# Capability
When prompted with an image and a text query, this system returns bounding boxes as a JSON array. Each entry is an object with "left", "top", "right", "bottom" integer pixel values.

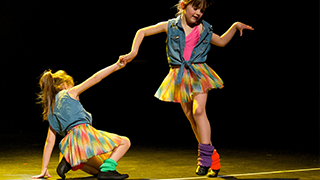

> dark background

[{"left": 0, "top": 1, "right": 318, "bottom": 153}]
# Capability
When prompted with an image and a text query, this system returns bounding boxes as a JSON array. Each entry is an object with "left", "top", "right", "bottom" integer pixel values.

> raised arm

[
  {"left": 211, "top": 22, "right": 254, "bottom": 47},
  {"left": 68, "top": 59, "right": 126, "bottom": 99},
  {"left": 32, "top": 126, "right": 56, "bottom": 179},
  {"left": 123, "top": 21, "right": 168, "bottom": 62}
]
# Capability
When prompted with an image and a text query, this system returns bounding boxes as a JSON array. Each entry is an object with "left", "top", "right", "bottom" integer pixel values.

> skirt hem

[
  {"left": 155, "top": 86, "right": 222, "bottom": 103},
  {"left": 155, "top": 63, "right": 224, "bottom": 103},
  {"left": 59, "top": 124, "right": 122, "bottom": 168}
]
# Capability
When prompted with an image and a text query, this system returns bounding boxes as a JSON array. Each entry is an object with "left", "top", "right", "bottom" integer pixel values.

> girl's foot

[
  {"left": 97, "top": 170, "right": 129, "bottom": 179},
  {"left": 196, "top": 165, "right": 210, "bottom": 175},
  {"left": 196, "top": 144, "right": 214, "bottom": 175},
  {"left": 208, "top": 149, "right": 221, "bottom": 177},
  {"left": 56, "top": 157, "right": 72, "bottom": 179},
  {"left": 207, "top": 169, "right": 220, "bottom": 177}
]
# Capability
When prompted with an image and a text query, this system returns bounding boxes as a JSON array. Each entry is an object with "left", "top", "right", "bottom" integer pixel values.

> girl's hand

[
  {"left": 121, "top": 51, "right": 137, "bottom": 63},
  {"left": 235, "top": 22, "right": 254, "bottom": 36},
  {"left": 117, "top": 56, "right": 127, "bottom": 70},
  {"left": 31, "top": 168, "right": 51, "bottom": 179}
]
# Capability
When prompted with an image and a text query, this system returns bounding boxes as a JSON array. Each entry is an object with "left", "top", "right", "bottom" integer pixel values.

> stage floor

[{"left": 0, "top": 142, "right": 319, "bottom": 180}]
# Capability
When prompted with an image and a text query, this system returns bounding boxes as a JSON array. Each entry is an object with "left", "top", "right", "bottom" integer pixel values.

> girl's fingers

[
  {"left": 239, "top": 24, "right": 254, "bottom": 36},
  {"left": 246, "top": 26, "right": 254, "bottom": 30},
  {"left": 31, "top": 175, "right": 44, "bottom": 179},
  {"left": 243, "top": 24, "right": 254, "bottom": 30},
  {"left": 119, "top": 55, "right": 126, "bottom": 60}
]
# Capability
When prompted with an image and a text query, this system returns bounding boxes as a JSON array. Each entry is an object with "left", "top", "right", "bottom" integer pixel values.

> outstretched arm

[
  {"left": 68, "top": 59, "right": 126, "bottom": 99},
  {"left": 211, "top": 22, "right": 254, "bottom": 47},
  {"left": 32, "top": 126, "right": 56, "bottom": 179},
  {"left": 122, "top": 21, "right": 168, "bottom": 62}
]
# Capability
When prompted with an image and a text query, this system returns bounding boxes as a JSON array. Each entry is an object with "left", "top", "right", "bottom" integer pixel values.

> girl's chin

[{"left": 186, "top": 17, "right": 198, "bottom": 24}]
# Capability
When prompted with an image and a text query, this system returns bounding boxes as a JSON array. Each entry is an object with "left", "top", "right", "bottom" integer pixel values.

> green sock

[{"left": 100, "top": 158, "right": 117, "bottom": 172}]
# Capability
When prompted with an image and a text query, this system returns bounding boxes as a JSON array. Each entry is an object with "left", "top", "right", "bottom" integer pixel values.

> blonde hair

[
  {"left": 38, "top": 70, "right": 74, "bottom": 120},
  {"left": 175, "top": 0, "right": 213, "bottom": 17}
]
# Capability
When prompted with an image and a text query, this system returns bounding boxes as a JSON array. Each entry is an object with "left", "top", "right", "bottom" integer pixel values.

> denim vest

[
  {"left": 48, "top": 90, "right": 92, "bottom": 137},
  {"left": 166, "top": 15, "right": 213, "bottom": 84}
]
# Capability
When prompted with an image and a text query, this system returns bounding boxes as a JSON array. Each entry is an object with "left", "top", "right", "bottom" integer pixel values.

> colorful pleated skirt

[
  {"left": 155, "top": 63, "right": 223, "bottom": 103},
  {"left": 59, "top": 124, "right": 122, "bottom": 170}
]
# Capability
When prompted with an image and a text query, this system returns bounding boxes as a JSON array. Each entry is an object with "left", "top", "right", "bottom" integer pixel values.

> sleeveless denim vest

[
  {"left": 48, "top": 90, "right": 92, "bottom": 137},
  {"left": 166, "top": 15, "right": 213, "bottom": 84}
]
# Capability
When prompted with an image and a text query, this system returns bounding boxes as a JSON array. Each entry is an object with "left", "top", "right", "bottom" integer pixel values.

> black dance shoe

[
  {"left": 207, "top": 169, "right": 220, "bottom": 177},
  {"left": 56, "top": 157, "right": 72, "bottom": 179},
  {"left": 97, "top": 170, "right": 129, "bottom": 180},
  {"left": 196, "top": 165, "right": 210, "bottom": 175}
]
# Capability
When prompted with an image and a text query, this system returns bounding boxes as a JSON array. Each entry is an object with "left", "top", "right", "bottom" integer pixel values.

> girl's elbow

[
  {"left": 137, "top": 28, "right": 143, "bottom": 34},
  {"left": 219, "top": 38, "right": 229, "bottom": 47},
  {"left": 220, "top": 43, "right": 227, "bottom": 47},
  {"left": 137, "top": 29, "right": 146, "bottom": 36},
  {"left": 212, "top": 38, "right": 227, "bottom": 47},
  {"left": 213, "top": 42, "right": 227, "bottom": 47}
]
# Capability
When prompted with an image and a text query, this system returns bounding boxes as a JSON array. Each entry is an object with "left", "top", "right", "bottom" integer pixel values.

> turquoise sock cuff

[{"left": 100, "top": 158, "right": 117, "bottom": 172}]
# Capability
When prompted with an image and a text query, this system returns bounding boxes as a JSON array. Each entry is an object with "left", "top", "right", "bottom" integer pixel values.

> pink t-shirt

[{"left": 183, "top": 25, "right": 200, "bottom": 61}]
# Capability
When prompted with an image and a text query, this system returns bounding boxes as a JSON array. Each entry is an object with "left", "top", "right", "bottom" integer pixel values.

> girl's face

[{"left": 182, "top": 2, "right": 204, "bottom": 25}]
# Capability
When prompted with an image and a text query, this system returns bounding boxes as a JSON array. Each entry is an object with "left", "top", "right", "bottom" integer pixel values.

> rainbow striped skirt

[
  {"left": 155, "top": 63, "right": 223, "bottom": 103},
  {"left": 59, "top": 124, "right": 122, "bottom": 170}
]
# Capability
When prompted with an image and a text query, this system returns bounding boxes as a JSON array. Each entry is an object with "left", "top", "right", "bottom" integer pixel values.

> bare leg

[
  {"left": 181, "top": 101, "right": 200, "bottom": 143},
  {"left": 81, "top": 137, "right": 130, "bottom": 175},
  {"left": 81, "top": 164, "right": 99, "bottom": 175},
  {"left": 192, "top": 92, "right": 211, "bottom": 144},
  {"left": 81, "top": 155, "right": 104, "bottom": 175},
  {"left": 182, "top": 93, "right": 220, "bottom": 175},
  {"left": 109, "top": 137, "right": 131, "bottom": 162},
  {"left": 181, "top": 92, "right": 211, "bottom": 144}
]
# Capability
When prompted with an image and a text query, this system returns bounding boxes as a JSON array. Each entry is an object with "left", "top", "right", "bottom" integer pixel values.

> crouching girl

[{"left": 32, "top": 59, "right": 130, "bottom": 179}]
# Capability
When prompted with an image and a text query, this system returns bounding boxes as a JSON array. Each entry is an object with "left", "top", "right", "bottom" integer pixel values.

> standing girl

[
  {"left": 122, "top": 0, "right": 253, "bottom": 177},
  {"left": 32, "top": 59, "right": 130, "bottom": 179}
]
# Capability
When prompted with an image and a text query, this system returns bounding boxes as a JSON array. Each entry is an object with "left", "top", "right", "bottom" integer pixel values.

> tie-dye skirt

[
  {"left": 59, "top": 123, "right": 122, "bottom": 170},
  {"left": 155, "top": 63, "right": 223, "bottom": 103}
]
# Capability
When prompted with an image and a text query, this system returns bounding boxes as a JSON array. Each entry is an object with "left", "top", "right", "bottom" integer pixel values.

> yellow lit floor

[{"left": 0, "top": 143, "right": 319, "bottom": 180}]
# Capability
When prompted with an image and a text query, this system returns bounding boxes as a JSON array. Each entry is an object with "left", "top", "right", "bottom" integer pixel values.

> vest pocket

[
  {"left": 169, "top": 35, "right": 180, "bottom": 51},
  {"left": 200, "top": 39, "right": 209, "bottom": 51}
]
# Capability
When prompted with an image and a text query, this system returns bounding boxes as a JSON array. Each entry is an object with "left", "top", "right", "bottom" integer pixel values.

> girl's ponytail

[{"left": 38, "top": 70, "right": 59, "bottom": 121}]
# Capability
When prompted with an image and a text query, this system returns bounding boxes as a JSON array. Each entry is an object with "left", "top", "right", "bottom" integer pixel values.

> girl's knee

[
  {"left": 193, "top": 105, "right": 206, "bottom": 118},
  {"left": 193, "top": 93, "right": 208, "bottom": 118},
  {"left": 121, "top": 136, "right": 131, "bottom": 147},
  {"left": 193, "top": 99, "right": 206, "bottom": 117}
]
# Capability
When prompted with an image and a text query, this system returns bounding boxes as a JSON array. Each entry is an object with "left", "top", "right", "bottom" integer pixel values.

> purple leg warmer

[{"left": 197, "top": 144, "right": 214, "bottom": 167}]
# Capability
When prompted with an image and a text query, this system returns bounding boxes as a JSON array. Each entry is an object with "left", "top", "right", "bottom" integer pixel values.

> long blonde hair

[{"left": 38, "top": 70, "right": 74, "bottom": 120}]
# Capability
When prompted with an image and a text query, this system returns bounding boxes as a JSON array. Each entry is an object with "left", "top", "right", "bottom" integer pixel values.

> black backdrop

[{"left": 0, "top": 0, "right": 318, "bottom": 152}]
